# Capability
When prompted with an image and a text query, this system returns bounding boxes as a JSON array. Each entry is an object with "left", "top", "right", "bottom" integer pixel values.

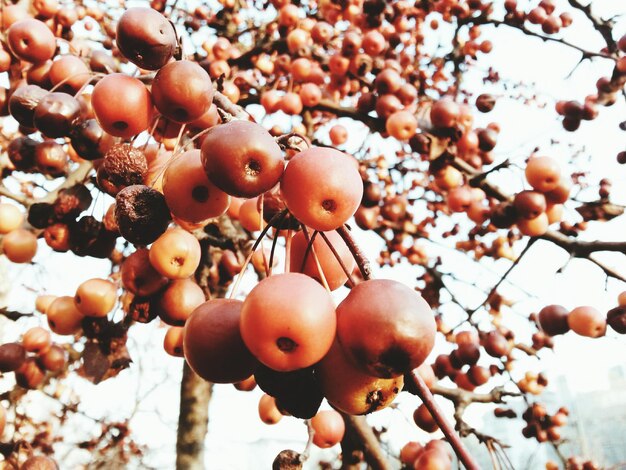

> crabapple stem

[
  {"left": 409, "top": 371, "right": 480, "bottom": 470},
  {"left": 336, "top": 225, "right": 372, "bottom": 280},
  {"left": 339, "top": 224, "right": 479, "bottom": 468}
]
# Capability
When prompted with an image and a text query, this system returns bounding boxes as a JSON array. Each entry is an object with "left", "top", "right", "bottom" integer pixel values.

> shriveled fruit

[
  {"left": 97, "top": 144, "right": 148, "bottom": 196},
  {"left": 115, "top": 185, "right": 171, "bottom": 245},
  {"left": 240, "top": 273, "right": 336, "bottom": 372},
  {"left": 184, "top": 299, "right": 256, "bottom": 383},
  {"left": 336, "top": 279, "right": 436, "bottom": 378},
  {"left": 74, "top": 278, "right": 117, "bottom": 317},
  {"left": 149, "top": 228, "right": 201, "bottom": 279},
  {"left": 280, "top": 147, "right": 363, "bottom": 231}
]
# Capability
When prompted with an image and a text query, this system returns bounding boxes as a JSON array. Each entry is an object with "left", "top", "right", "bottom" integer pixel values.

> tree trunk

[{"left": 176, "top": 362, "right": 213, "bottom": 470}]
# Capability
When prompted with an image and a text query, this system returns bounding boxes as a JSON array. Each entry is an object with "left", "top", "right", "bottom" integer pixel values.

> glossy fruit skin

[
  {"left": 74, "top": 278, "right": 117, "bottom": 317},
  {"left": 538, "top": 304, "right": 570, "bottom": 336},
  {"left": 413, "top": 449, "right": 452, "bottom": 470},
  {"left": 413, "top": 403, "right": 438, "bottom": 432},
  {"left": 240, "top": 273, "right": 337, "bottom": 372},
  {"left": 163, "top": 149, "right": 230, "bottom": 223},
  {"left": 121, "top": 248, "right": 168, "bottom": 297},
  {"left": 568, "top": 306, "right": 606, "bottom": 338},
  {"left": 156, "top": 278, "right": 205, "bottom": 326},
  {"left": 280, "top": 147, "right": 363, "bottom": 232},
  {"left": 49, "top": 55, "right": 91, "bottom": 93},
  {"left": 149, "top": 228, "right": 201, "bottom": 279},
  {"left": 607, "top": 306, "right": 626, "bottom": 334},
  {"left": 316, "top": 339, "right": 404, "bottom": 415},
  {"left": 0, "top": 203, "right": 23, "bottom": 234},
  {"left": 0, "top": 343, "right": 26, "bottom": 372},
  {"left": 336, "top": 279, "right": 436, "bottom": 378},
  {"left": 37, "top": 344, "right": 66, "bottom": 372},
  {"left": 91, "top": 74, "right": 153, "bottom": 139},
  {"left": 46, "top": 296, "right": 84, "bottom": 335},
  {"left": 70, "top": 119, "right": 115, "bottom": 161},
  {"left": 310, "top": 410, "right": 345, "bottom": 448},
  {"left": 163, "top": 326, "right": 184, "bottom": 357},
  {"left": 184, "top": 299, "right": 256, "bottom": 383},
  {"left": 258, "top": 394, "right": 282, "bottom": 424},
  {"left": 7, "top": 19, "right": 56, "bottom": 63},
  {"left": 289, "top": 230, "right": 355, "bottom": 291},
  {"left": 33, "top": 92, "right": 81, "bottom": 138},
  {"left": 151, "top": 60, "right": 213, "bottom": 123},
  {"left": 201, "top": 120, "right": 284, "bottom": 198},
  {"left": 2, "top": 228, "right": 38, "bottom": 263},
  {"left": 514, "top": 191, "right": 547, "bottom": 219},
  {"left": 20, "top": 456, "right": 59, "bottom": 470},
  {"left": 116, "top": 7, "right": 178, "bottom": 70},
  {"left": 22, "top": 327, "right": 51, "bottom": 353},
  {"left": 9, "top": 85, "right": 49, "bottom": 129},
  {"left": 525, "top": 156, "right": 561, "bottom": 193}
]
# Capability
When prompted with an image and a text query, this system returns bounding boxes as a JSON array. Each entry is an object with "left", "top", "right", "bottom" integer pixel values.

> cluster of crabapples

[
  {"left": 0, "top": 327, "right": 67, "bottom": 390},
  {"left": 442, "top": 154, "right": 569, "bottom": 238},
  {"left": 399, "top": 438, "right": 454, "bottom": 470},
  {"left": 0, "top": 3, "right": 443, "bottom": 432},
  {"left": 536, "top": 293, "right": 626, "bottom": 341}
]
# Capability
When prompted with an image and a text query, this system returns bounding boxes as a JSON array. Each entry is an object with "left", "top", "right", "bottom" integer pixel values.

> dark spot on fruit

[
  {"left": 322, "top": 199, "right": 336, "bottom": 213},
  {"left": 365, "top": 389, "right": 384, "bottom": 413},
  {"left": 276, "top": 337, "right": 298, "bottom": 352},
  {"left": 75, "top": 295, "right": 81, "bottom": 304},
  {"left": 191, "top": 185, "right": 209, "bottom": 203},
  {"left": 372, "top": 345, "right": 410, "bottom": 378},
  {"left": 172, "top": 256, "right": 184, "bottom": 266},
  {"left": 245, "top": 160, "right": 261, "bottom": 177},
  {"left": 112, "top": 121, "right": 128, "bottom": 131},
  {"left": 172, "top": 107, "right": 188, "bottom": 122}
]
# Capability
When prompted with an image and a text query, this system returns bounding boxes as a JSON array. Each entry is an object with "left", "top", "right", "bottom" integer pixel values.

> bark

[{"left": 176, "top": 362, "right": 213, "bottom": 470}]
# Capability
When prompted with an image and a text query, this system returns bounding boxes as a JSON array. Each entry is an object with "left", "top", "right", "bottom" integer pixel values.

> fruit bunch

[
  {"left": 0, "top": 327, "right": 66, "bottom": 390},
  {"left": 521, "top": 402, "right": 568, "bottom": 443}
]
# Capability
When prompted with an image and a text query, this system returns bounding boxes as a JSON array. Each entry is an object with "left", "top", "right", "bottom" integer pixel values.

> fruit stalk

[
  {"left": 409, "top": 371, "right": 480, "bottom": 470},
  {"left": 339, "top": 223, "right": 479, "bottom": 469}
]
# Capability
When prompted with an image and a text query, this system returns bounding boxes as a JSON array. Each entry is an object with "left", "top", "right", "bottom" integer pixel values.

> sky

[{"left": 0, "top": 0, "right": 626, "bottom": 468}]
